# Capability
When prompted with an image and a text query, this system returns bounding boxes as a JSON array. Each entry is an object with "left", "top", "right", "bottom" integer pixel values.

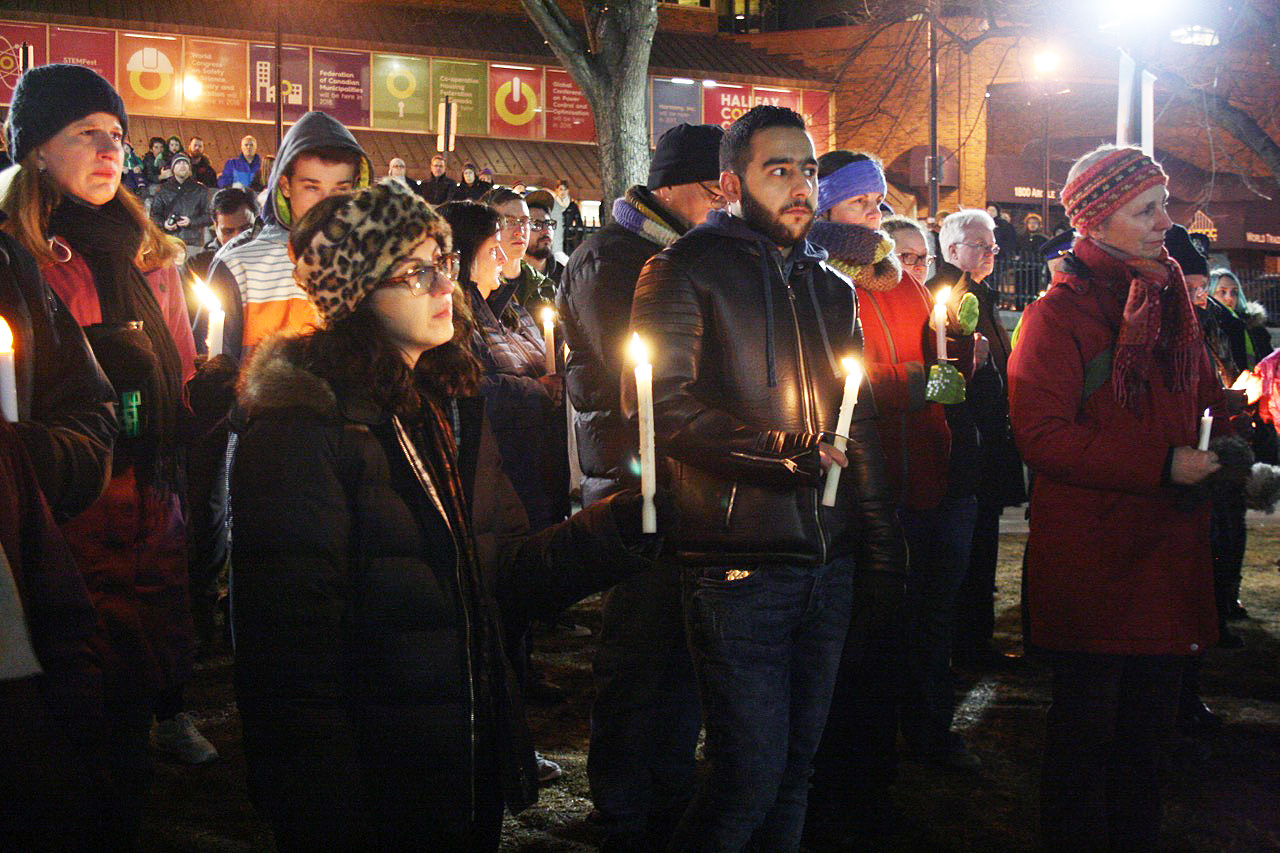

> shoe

[
  {"left": 534, "top": 751, "right": 562, "bottom": 784},
  {"left": 154, "top": 712, "right": 219, "bottom": 765},
  {"left": 1177, "top": 701, "right": 1224, "bottom": 738},
  {"left": 1227, "top": 601, "right": 1249, "bottom": 621},
  {"left": 1218, "top": 627, "right": 1246, "bottom": 649}
]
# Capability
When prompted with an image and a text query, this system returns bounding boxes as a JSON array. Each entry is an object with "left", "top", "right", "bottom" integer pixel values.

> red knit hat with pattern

[{"left": 1060, "top": 147, "right": 1167, "bottom": 233}]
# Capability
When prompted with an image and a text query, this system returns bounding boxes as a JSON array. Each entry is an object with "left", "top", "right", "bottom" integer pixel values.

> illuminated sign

[
  {"left": 1012, "top": 186, "right": 1057, "bottom": 200},
  {"left": 1245, "top": 232, "right": 1280, "bottom": 246}
]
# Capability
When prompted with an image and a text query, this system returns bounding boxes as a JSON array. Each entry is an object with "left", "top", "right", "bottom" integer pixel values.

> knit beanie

[
  {"left": 170, "top": 153, "right": 191, "bottom": 169},
  {"left": 1164, "top": 225, "right": 1209, "bottom": 277},
  {"left": 7, "top": 64, "right": 128, "bottom": 165},
  {"left": 294, "top": 180, "right": 450, "bottom": 324},
  {"left": 1060, "top": 147, "right": 1166, "bottom": 233},
  {"left": 648, "top": 123, "right": 724, "bottom": 190}
]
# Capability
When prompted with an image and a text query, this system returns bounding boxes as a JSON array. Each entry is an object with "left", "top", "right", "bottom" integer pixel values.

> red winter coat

[
  {"left": 43, "top": 250, "right": 196, "bottom": 699},
  {"left": 856, "top": 270, "right": 951, "bottom": 511},
  {"left": 1007, "top": 247, "right": 1223, "bottom": 656}
]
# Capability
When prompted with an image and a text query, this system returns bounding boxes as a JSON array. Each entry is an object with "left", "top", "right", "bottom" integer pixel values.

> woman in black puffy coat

[{"left": 229, "top": 181, "right": 655, "bottom": 852}]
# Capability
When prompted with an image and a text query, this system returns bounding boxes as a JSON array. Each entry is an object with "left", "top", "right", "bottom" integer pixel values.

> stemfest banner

[{"left": 0, "top": 19, "right": 829, "bottom": 148}]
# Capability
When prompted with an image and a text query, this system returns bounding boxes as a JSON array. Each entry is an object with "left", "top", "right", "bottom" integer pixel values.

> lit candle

[
  {"left": 630, "top": 333, "right": 657, "bottom": 533},
  {"left": 1198, "top": 407, "right": 1213, "bottom": 451},
  {"left": 822, "top": 356, "right": 863, "bottom": 507},
  {"left": 933, "top": 286, "right": 951, "bottom": 363},
  {"left": 0, "top": 316, "right": 16, "bottom": 422},
  {"left": 193, "top": 278, "right": 224, "bottom": 358},
  {"left": 541, "top": 306, "right": 556, "bottom": 374}
]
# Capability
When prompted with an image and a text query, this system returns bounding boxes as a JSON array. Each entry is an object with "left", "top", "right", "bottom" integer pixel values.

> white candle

[
  {"left": 933, "top": 285, "right": 951, "bottom": 363},
  {"left": 630, "top": 333, "right": 657, "bottom": 533},
  {"left": 822, "top": 357, "right": 863, "bottom": 507},
  {"left": 1198, "top": 407, "right": 1213, "bottom": 451},
  {"left": 193, "top": 278, "right": 224, "bottom": 358},
  {"left": 541, "top": 306, "right": 556, "bottom": 375},
  {"left": 0, "top": 316, "right": 16, "bottom": 422}
]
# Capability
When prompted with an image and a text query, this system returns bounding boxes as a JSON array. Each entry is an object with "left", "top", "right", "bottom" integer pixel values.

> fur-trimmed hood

[{"left": 235, "top": 334, "right": 338, "bottom": 421}]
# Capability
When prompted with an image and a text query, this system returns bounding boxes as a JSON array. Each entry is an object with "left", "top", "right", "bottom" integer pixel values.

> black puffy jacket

[
  {"left": 229, "top": 336, "right": 654, "bottom": 850},
  {"left": 149, "top": 177, "right": 212, "bottom": 246},
  {"left": 626, "top": 210, "right": 906, "bottom": 573},
  {"left": 559, "top": 214, "right": 676, "bottom": 506}
]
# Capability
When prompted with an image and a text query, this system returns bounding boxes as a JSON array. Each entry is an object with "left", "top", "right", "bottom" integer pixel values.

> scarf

[
  {"left": 1073, "top": 236, "right": 1201, "bottom": 411},
  {"left": 611, "top": 186, "right": 685, "bottom": 248},
  {"left": 49, "top": 195, "right": 185, "bottom": 490},
  {"left": 807, "top": 220, "right": 900, "bottom": 291}
]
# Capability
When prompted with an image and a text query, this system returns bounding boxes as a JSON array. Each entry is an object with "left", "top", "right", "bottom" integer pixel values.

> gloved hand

[
  {"left": 608, "top": 486, "right": 678, "bottom": 552},
  {"left": 186, "top": 354, "right": 239, "bottom": 433}
]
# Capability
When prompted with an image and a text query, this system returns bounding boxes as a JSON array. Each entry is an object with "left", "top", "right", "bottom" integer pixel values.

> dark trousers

[
  {"left": 900, "top": 496, "right": 980, "bottom": 749},
  {"left": 102, "top": 699, "right": 155, "bottom": 851},
  {"left": 1040, "top": 652, "right": 1182, "bottom": 852},
  {"left": 1210, "top": 492, "right": 1247, "bottom": 620},
  {"left": 588, "top": 562, "right": 701, "bottom": 847},
  {"left": 954, "top": 495, "right": 1003, "bottom": 653},
  {"left": 669, "top": 559, "right": 854, "bottom": 853}
]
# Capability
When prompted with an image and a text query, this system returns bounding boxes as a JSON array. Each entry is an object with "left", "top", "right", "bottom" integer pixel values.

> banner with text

[
  {"left": 650, "top": 77, "right": 702, "bottom": 147},
  {"left": 372, "top": 53, "right": 431, "bottom": 132},
  {"left": 544, "top": 69, "right": 594, "bottom": 144},
  {"left": 489, "top": 64, "right": 542, "bottom": 140},
  {"left": 118, "top": 32, "right": 183, "bottom": 117},
  {"left": 750, "top": 86, "right": 802, "bottom": 112},
  {"left": 313, "top": 48, "right": 370, "bottom": 128},
  {"left": 431, "top": 59, "right": 486, "bottom": 136},
  {"left": 703, "top": 83, "right": 754, "bottom": 130},
  {"left": 249, "top": 44, "right": 308, "bottom": 123},
  {"left": 49, "top": 26, "right": 115, "bottom": 82},
  {"left": 0, "top": 22, "right": 47, "bottom": 104},
  {"left": 183, "top": 37, "right": 248, "bottom": 119}
]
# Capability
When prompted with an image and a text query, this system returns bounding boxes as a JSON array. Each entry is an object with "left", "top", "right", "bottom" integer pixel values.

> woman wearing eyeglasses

[{"left": 229, "top": 181, "right": 657, "bottom": 852}]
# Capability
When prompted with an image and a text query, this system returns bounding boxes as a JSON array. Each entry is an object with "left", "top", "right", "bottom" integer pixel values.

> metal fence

[{"left": 989, "top": 256, "right": 1051, "bottom": 311}]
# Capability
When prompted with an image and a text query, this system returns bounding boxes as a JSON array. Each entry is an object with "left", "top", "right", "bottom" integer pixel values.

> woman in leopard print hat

[{"left": 229, "top": 178, "right": 659, "bottom": 851}]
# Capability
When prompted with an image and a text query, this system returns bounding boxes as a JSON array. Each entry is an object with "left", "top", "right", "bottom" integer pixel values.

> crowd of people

[{"left": 0, "top": 61, "right": 1275, "bottom": 853}]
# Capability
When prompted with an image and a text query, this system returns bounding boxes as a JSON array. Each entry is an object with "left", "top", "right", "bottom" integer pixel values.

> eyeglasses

[
  {"left": 897, "top": 251, "right": 934, "bottom": 267},
  {"left": 530, "top": 218, "right": 558, "bottom": 232},
  {"left": 698, "top": 181, "right": 728, "bottom": 209},
  {"left": 500, "top": 215, "right": 532, "bottom": 230},
  {"left": 380, "top": 252, "right": 461, "bottom": 297},
  {"left": 957, "top": 242, "right": 999, "bottom": 256}
]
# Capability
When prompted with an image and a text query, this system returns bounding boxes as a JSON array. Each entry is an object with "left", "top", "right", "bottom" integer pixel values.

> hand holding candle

[
  {"left": 0, "top": 316, "right": 16, "bottom": 422},
  {"left": 629, "top": 333, "right": 657, "bottom": 533},
  {"left": 541, "top": 307, "right": 557, "bottom": 375},
  {"left": 1198, "top": 407, "right": 1213, "bottom": 451},
  {"left": 933, "top": 286, "right": 951, "bottom": 363},
  {"left": 822, "top": 356, "right": 863, "bottom": 507},
  {"left": 193, "top": 278, "right": 224, "bottom": 358}
]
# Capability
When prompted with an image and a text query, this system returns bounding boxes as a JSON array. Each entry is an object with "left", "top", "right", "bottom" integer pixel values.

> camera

[{"left": 165, "top": 214, "right": 180, "bottom": 229}]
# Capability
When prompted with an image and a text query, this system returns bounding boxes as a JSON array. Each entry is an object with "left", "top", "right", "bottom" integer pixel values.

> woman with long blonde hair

[{"left": 1, "top": 64, "right": 202, "bottom": 846}]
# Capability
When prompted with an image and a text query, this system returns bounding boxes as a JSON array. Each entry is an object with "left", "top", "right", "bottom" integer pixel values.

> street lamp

[{"left": 1033, "top": 50, "right": 1060, "bottom": 75}]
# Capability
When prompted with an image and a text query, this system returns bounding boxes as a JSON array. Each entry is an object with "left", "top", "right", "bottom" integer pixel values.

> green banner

[
  {"left": 430, "top": 58, "right": 487, "bottom": 137},
  {"left": 372, "top": 53, "right": 431, "bottom": 132}
]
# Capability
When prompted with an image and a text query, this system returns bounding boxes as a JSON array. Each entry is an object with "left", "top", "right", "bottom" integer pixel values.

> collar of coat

[{"left": 237, "top": 333, "right": 388, "bottom": 426}]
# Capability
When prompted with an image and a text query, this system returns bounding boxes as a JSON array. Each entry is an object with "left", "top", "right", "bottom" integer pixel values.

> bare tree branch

[
  {"left": 520, "top": 0, "right": 594, "bottom": 81},
  {"left": 1163, "top": 72, "right": 1280, "bottom": 185}
]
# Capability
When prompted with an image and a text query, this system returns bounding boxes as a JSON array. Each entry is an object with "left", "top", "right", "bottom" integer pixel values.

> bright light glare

[
  {"left": 0, "top": 315, "right": 12, "bottom": 352},
  {"left": 628, "top": 333, "right": 650, "bottom": 366},
  {"left": 1033, "top": 50, "right": 1060, "bottom": 75},
  {"left": 183, "top": 75, "right": 202, "bottom": 99},
  {"left": 192, "top": 278, "right": 220, "bottom": 313},
  {"left": 1171, "top": 25, "right": 1219, "bottom": 47}
]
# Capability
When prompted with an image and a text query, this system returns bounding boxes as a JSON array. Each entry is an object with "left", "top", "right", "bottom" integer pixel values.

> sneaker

[
  {"left": 154, "top": 712, "right": 219, "bottom": 765},
  {"left": 534, "top": 751, "right": 562, "bottom": 784}
]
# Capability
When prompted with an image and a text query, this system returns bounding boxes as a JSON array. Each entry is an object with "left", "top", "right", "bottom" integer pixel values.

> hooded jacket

[
  {"left": 230, "top": 336, "right": 656, "bottom": 849},
  {"left": 217, "top": 152, "right": 263, "bottom": 191},
  {"left": 625, "top": 209, "right": 906, "bottom": 573},
  {"left": 206, "top": 112, "right": 371, "bottom": 362}
]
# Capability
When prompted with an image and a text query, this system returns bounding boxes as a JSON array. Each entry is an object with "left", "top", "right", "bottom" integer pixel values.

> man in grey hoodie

[{"left": 205, "top": 111, "right": 370, "bottom": 363}]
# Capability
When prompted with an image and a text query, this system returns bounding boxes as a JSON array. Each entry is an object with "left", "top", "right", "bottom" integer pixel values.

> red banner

[
  {"left": 802, "top": 90, "right": 833, "bottom": 153},
  {"left": 489, "top": 64, "right": 542, "bottom": 140},
  {"left": 118, "top": 32, "right": 183, "bottom": 117},
  {"left": 0, "top": 22, "right": 47, "bottom": 104},
  {"left": 750, "top": 86, "right": 802, "bottom": 113},
  {"left": 49, "top": 26, "right": 115, "bottom": 83},
  {"left": 545, "top": 68, "right": 594, "bottom": 144},
  {"left": 703, "top": 83, "right": 753, "bottom": 130}
]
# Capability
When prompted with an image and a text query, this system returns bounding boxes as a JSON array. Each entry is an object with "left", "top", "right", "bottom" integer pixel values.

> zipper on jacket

[
  {"left": 781, "top": 263, "right": 828, "bottom": 566},
  {"left": 392, "top": 417, "right": 478, "bottom": 822}
]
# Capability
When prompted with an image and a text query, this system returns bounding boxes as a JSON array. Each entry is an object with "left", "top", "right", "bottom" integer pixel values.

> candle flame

[
  {"left": 936, "top": 285, "right": 952, "bottom": 305},
  {"left": 541, "top": 306, "right": 555, "bottom": 325},
  {"left": 841, "top": 356, "right": 863, "bottom": 385},
  {"left": 0, "top": 315, "right": 11, "bottom": 353},
  {"left": 192, "top": 277, "right": 221, "bottom": 313},
  {"left": 628, "top": 332, "right": 650, "bottom": 365},
  {"left": 1203, "top": 408, "right": 1211, "bottom": 418}
]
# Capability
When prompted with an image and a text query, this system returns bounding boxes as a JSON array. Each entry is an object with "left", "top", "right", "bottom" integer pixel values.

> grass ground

[{"left": 143, "top": 510, "right": 1280, "bottom": 851}]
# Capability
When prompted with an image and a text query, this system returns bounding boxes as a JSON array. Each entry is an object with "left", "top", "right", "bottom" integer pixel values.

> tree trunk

[{"left": 521, "top": 0, "right": 658, "bottom": 218}]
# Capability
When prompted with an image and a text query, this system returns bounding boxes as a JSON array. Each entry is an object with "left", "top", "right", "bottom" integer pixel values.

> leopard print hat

[{"left": 293, "top": 179, "right": 450, "bottom": 325}]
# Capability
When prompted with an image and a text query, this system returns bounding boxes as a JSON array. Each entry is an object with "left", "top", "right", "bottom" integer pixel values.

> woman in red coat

[
  {"left": 1008, "top": 146, "right": 1228, "bottom": 851},
  {"left": 0, "top": 65, "right": 200, "bottom": 846}
]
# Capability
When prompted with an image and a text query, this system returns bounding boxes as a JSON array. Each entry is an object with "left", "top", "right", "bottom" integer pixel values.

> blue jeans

[
  {"left": 588, "top": 561, "right": 701, "bottom": 846},
  {"left": 669, "top": 558, "right": 855, "bottom": 853},
  {"left": 899, "top": 495, "right": 979, "bottom": 750}
]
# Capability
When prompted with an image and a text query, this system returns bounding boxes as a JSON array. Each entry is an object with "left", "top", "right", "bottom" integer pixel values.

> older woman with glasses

[{"left": 230, "top": 181, "right": 657, "bottom": 852}]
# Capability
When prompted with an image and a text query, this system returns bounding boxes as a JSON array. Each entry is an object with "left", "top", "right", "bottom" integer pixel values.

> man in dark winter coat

[
  {"left": 416, "top": 154, "right": 456, "bottom": 205},
  {"left": 150, "top": 154, "right": 213, "bottom": 250},
  {"left": 625, "top": 105, "right": 907, "bottom": 852},
  {"left": 186, "top": 137, "right": 218, "bottom": 187},
  {"left": 559, "top": 122, "right": 724, "bottom": 852},
  {"left": 929, "top": 208, "right": 1026, "bottom": 668}
]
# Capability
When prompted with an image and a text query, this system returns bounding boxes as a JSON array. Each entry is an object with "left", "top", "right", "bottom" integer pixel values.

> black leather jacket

[{"left": 626, "top": 210, "right": 906, "bottom": 573}]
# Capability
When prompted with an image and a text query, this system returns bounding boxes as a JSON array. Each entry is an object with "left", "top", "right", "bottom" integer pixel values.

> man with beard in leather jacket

[{"left": 625, "top": 105, "right": 907, "bottom": 853}]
